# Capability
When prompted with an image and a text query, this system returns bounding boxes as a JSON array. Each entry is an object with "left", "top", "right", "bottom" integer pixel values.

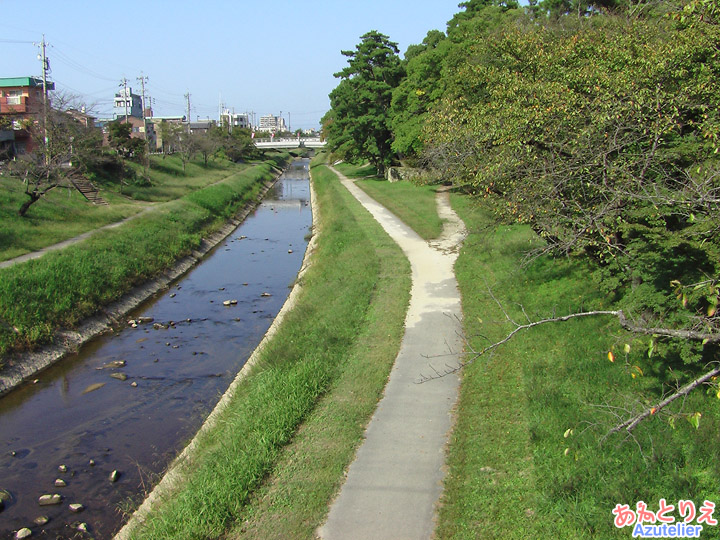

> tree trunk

[{"left": 18, "top": 192, "right": 40, "bottom": 217}]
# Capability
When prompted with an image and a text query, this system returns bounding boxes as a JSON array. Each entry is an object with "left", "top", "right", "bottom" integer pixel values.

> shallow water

[{"left": 0, "top": 159, "right": 312, "bottom": 539}]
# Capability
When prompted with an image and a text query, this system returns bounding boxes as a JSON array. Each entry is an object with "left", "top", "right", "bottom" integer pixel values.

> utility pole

[
  {"left": 185, "top": 92, "right": 191, "bottom": 134},
  {"left": 35, "top": 34, "right": 50, "bottom": 164},
  {"left": 137, "top": 73, "right": 150, "bottom": 174},
  {"left": 120, "top": 78, "right": 129, "bottom": 123}
]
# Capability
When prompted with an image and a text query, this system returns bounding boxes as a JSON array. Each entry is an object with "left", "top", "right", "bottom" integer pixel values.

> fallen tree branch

[{"left": 604, "top": 364, "right": 720, "bottom": 437}]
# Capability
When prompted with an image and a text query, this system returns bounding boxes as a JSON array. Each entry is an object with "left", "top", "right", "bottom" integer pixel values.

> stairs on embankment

[{"left": 69, "top": 175, "right": 109, "bottom": 206}]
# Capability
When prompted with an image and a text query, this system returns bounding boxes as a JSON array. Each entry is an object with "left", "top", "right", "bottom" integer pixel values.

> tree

[
  {"left": 325, "top": 31, "right": 405, "bottom": 175},
  {"left": 422, "top": 11, "right": 720, "bottom": 426},
  {"left": 107, "top": 121, "right": 144, "bottom": 160},
  {"left": 389, "top": 30, "right": 450, "bottom": 161},
  {"left": 9, "top": 94, "right": 101, "bottom": 216}
]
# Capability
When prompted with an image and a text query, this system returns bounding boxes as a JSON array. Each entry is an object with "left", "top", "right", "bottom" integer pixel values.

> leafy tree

[
  {"left": 423, "top": 13, "right": 720, "bottom": 389},
  {"left": 107, "top": 121, "right": 144, "bottom": 160},
  {"left": 9, "top": 96, "right": 101, "bottom": 216},
  {"left": 389, "top": 30, "right": 450, "bottom": 161},
  {"left": 325, "top": 31, "right": 405, "bottom": 175}
]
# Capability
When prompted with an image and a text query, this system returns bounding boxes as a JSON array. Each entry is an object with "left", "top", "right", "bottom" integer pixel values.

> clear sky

[{"left": 1, "top": 1, "right": 462, "bottom": 130}]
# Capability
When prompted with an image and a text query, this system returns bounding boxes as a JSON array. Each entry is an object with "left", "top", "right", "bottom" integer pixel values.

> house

[
  {"left": 99, "top": 115, "right": 156, "bottom": 152},
  {"left": 148, "top": 116, "right": 185, "bottom": 152},
  {"left": 113, "top": 87, "right": 143, "bottom": 120},
  {"left": 0, "top": 76, "right": 55, "bottom": 157},
  {"left": 67, "top": 108, "right": 96, "bottom": 129}
]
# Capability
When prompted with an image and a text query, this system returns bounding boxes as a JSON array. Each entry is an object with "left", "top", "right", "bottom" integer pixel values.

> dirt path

[{"left": 319, "top": 168, "right": 466, "bottom": 539}]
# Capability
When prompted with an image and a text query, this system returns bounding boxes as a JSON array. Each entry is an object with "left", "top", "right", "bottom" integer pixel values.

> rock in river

[
  {"left": 109, "top": 470, "right": 120, "bottom": 483},
  {"left": 110, "top": 373, "right": 128, "bottom": 381},
  {"left": 33, "top": 515, "right": 49, "bottom": 526},
  {"left": 69, "top": 503, "right": 84, "bottom": 513},
  {"left": 15, "top": 528, "right": 32, "bottom": 539},
  {"left": 81, "top": 382, "right": 106, "bottom": 395},
  {"left": 38, "top": 494, "right": 62, "bottom": 506},
  {"left": 54, "top": 479, "right": 66, "bottom": 487}
]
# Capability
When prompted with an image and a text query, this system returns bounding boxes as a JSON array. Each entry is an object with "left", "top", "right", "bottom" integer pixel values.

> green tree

[
  {"left": 389, "top": 30, "right": 450, "bottom": 161},
  {"left": 107, "top": 121, "right": 144, "bottom": 160},
  {"left": 10, "top": 97, "right": 102, "bottom": 216},
  {"left": 423, "top": 13, "right": 720, "bottom": 383},
  {"left": 325, "top": 31, "right": 405, "bottom": 175}
]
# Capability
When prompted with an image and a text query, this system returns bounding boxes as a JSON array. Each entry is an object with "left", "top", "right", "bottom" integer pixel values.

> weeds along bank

[{"left": 0, "top": 154, "right": 290, "bottom": 362}]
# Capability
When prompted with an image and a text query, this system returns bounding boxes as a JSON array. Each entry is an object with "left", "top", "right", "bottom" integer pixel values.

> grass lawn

[
  {"left": 124, "top": 158, "right": 411, "bottom": 539},
  {"left": 0, "top": 154, "right": 260, "bottom": 262},
  {"left": 439, "top": 195, "right": 720, "bottom": 538},
  {"left": 122, "top": 155, "right": 251, "bottom": 201},
  {"left": 0, "top": 177, "right": 146, "bottom": 261}
]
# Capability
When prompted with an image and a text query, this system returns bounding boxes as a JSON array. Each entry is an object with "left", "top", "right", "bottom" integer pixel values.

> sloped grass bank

[
  {"left": 0, "top": 157, "right": 289, "bottom": 359},
  {"left": 438, "top": 197, "right": 720, "bottom": 538},
  {"left": 125, "top": 162, "right": 411, "bottom": 539},
  {"left": 0, "top": 177, "right": 146, "bottom": 262}
]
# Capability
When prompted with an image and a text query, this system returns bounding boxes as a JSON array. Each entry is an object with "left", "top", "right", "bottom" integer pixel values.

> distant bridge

[{"left": 254, "top": 137, "right": 326, "bottom": 149}]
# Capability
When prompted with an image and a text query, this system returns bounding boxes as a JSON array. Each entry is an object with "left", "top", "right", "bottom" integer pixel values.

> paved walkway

[{"left": 319, "top": 168, "right": 466, "bottom": 540}]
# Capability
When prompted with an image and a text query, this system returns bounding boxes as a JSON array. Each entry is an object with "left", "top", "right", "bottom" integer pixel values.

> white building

[
  {"left": 114, "top": 87, "right": 143, "bottom": 119},
  {"left": 258, "top": 114, "right": 287, "bottom": 133},
  {"left": 220, "top": 109, "right": 250, "bottom": 130}
]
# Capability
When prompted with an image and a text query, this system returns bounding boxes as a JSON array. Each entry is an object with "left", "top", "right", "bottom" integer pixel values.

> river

[{"left": 0, "top": 159, "right": 312, "bottom": 539}]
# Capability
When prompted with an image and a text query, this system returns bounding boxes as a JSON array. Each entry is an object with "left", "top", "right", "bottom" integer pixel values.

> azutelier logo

[{"left": 612, "top": 500, "right": 717, "bottom": 538}]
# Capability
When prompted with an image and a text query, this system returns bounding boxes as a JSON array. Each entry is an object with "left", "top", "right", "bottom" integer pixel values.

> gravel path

[{"left": 319, "top": 167, "right": 466, "bottom": 540}]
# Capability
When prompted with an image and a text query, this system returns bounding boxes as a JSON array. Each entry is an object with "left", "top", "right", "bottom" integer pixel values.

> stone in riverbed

[
  {"left": 54, "top": 479, "right": 66, "bottom": 487},
  {"left": 109, "top": 470, "right": 120, "bottom": 483},
  {"left": 109, "top": 373, "right": 128, "bottom": 381},
  {"left": 38, "top": 494, "right": 62, "bottom": 506},
  {"left": 33, "top": 515, "right": 49, "bottom": 526},
  {"left": 82, "top": 382, "right": 105, "bottom": 394},
  {"left": 15, "top": 528, "right": 32, "bottom": 539},
  {"left": 57, "top": 465, "right": 67, "bottom": 473},
  {"left": 68, "top": 503, "right": 84, "bottom": 513},
  {"left": 102, "top": 360, "right": 126, "bottom": 369},
  {"left": 77, "top": 522, "right": 89, "bottom": 533}
]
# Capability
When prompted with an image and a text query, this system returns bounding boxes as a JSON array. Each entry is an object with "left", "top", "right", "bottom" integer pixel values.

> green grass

[
  {"left": 0, "top": 159, "right": 287, "bottom": 359},
  {"left": 122, "top": 155, "right": 250, "bottom": 201},
  {"left": 333, "top": 160, "right": 445, "bottom": 241},
  {"left": 128, "top": 158, "right": 411, "bottom": 539},
  {"left": 355, "top": 177, "right": 444, "bottom": 240},
  {"left": 0, "top": 153, "right": 266, "bottom": 262},
  {"left": 0, "top": 178, "right": 146, "bottom": 261},
  {"left": 438, "top": 195, "right": 720, "bottom": 538}
]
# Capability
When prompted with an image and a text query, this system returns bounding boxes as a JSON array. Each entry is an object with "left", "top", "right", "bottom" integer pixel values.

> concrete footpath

[{"left": 319, "top": 167, "right": 466, "bottom": 540}]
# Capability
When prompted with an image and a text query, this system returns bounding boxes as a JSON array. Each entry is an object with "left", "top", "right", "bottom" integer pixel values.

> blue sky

[{"left": 1, "top": 1, "right": 462, "bottom": 130}]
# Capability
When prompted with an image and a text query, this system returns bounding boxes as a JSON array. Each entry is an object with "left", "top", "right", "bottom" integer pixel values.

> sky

[{"left": 1, "top": 1, "right": 462, "bottom": 131}]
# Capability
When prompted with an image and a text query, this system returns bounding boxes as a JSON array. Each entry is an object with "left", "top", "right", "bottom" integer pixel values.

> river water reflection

[{"left": 0, "top": 159, "right": 312, "bottom": 539}]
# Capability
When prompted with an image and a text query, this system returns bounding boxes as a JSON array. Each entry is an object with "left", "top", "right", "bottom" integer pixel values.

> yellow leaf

[
  {"left": 608, "top": 351, "right": 615, "bottom": 362},
  {"left": 624, "top": 343, "right": 631, "bottom": 354}
]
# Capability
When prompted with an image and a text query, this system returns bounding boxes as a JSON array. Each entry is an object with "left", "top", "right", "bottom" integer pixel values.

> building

[
  {"left": 219, "top": 109, "right": 249, "bottom": 130},
  {"left": 188, "top": 120, "right": 214, "bottom": 134},
  {"left": 148, "top": 116, "right": 185, "bottom": 153},
  {"left": 0, "top": 76, "right": 55, "bottom": 156},
  {"left": 258, "top": 114, "right": 287, "bottom": 134},
  {"left": 113, "top": 87, "right": 143, "bottom": 120}
]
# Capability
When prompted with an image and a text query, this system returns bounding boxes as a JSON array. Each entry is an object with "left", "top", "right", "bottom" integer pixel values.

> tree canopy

[{"left": 323, "top": 31, "right": 404, "bottom": 174}]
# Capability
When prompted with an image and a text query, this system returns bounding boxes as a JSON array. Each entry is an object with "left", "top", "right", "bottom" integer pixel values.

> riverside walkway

[{"left": 319, "top": 167, "right": 466, "bottom": 540}]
